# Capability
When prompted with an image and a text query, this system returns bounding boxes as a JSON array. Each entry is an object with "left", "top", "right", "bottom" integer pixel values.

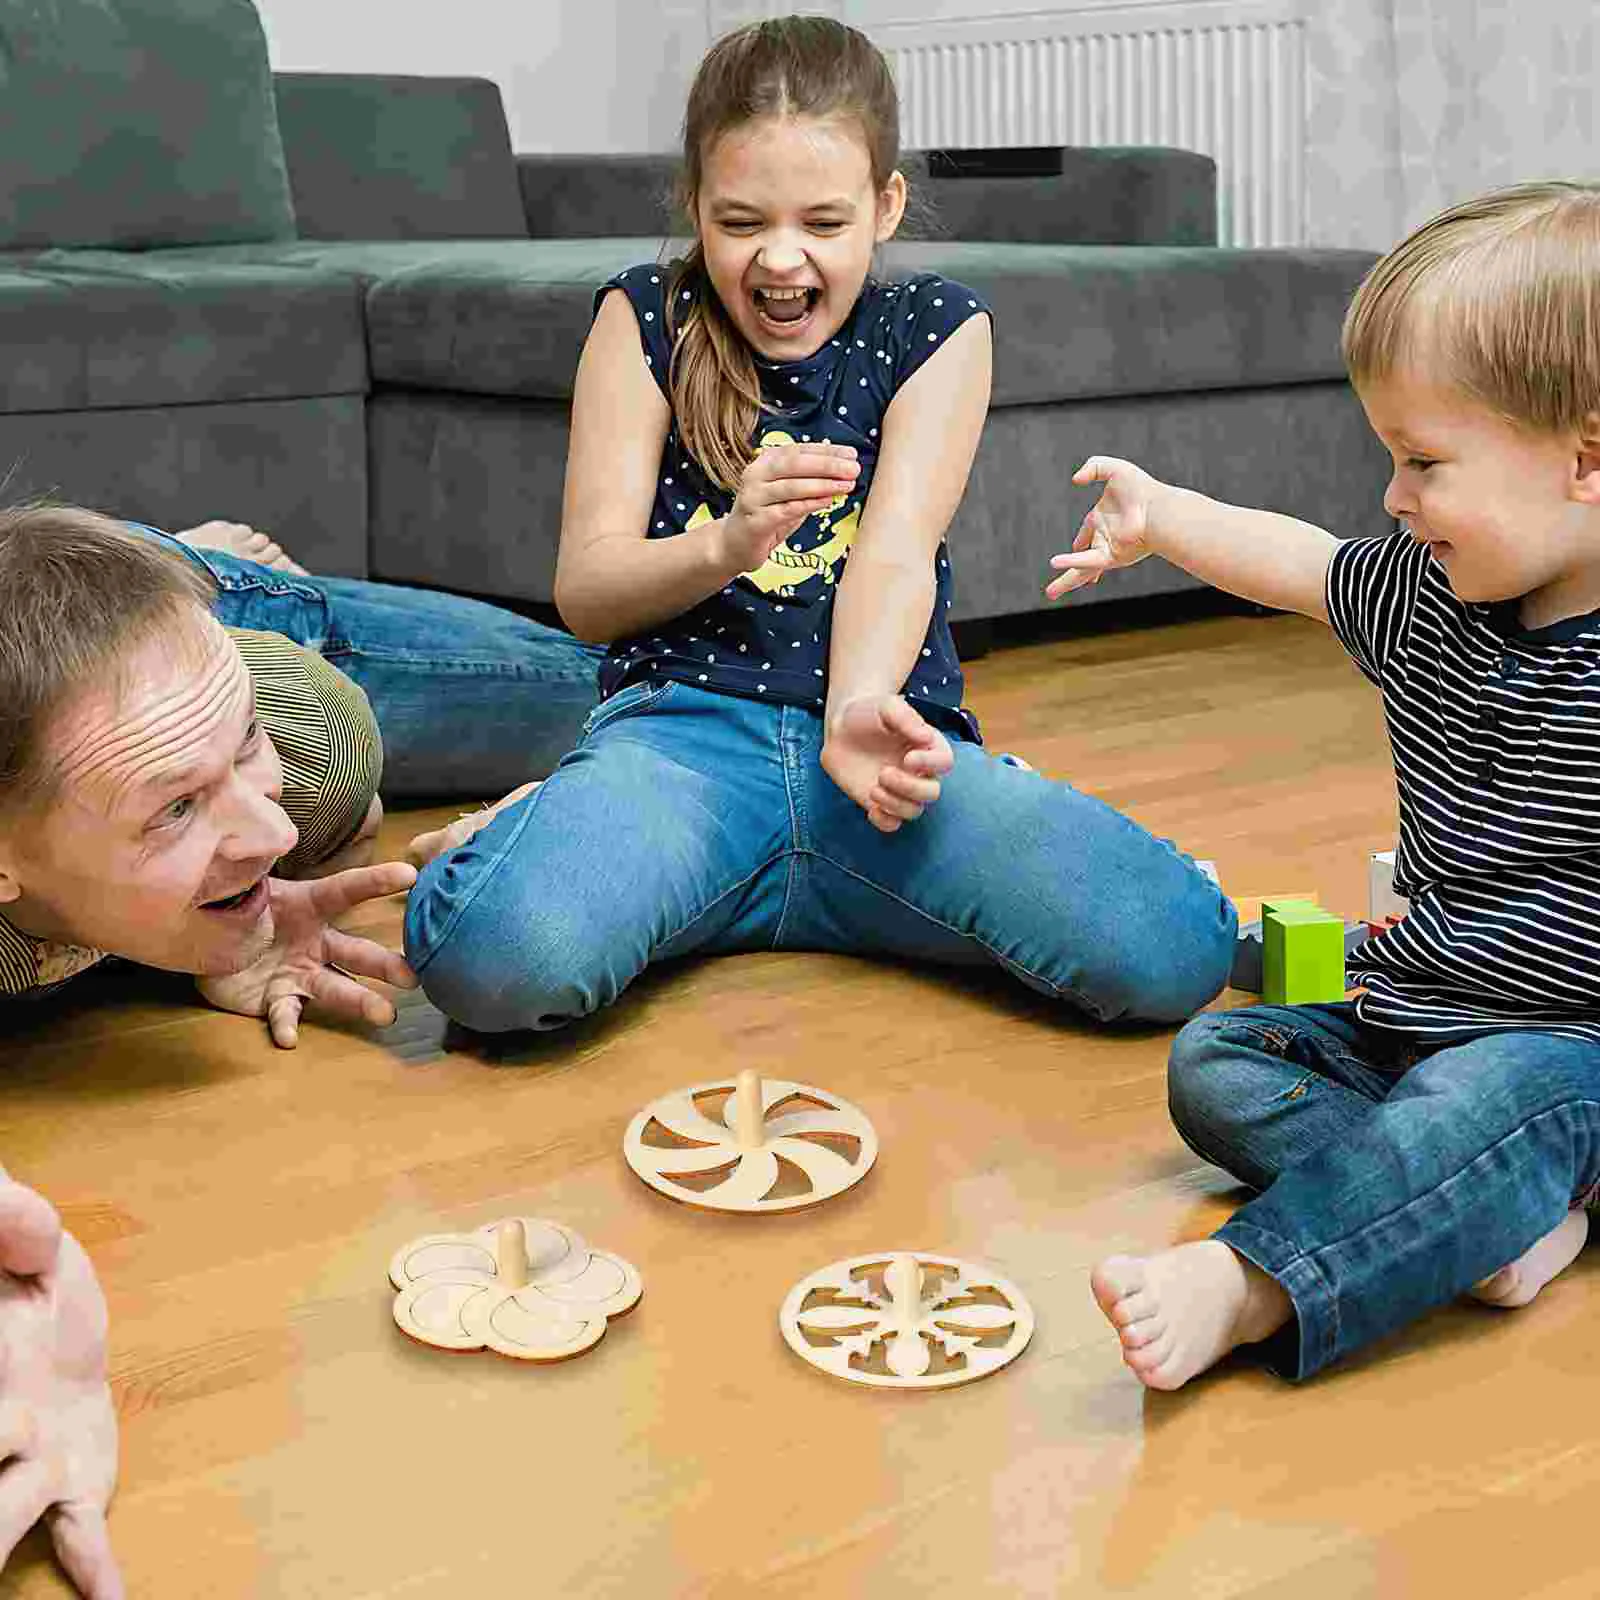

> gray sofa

[{"left": 0, "top": 0, "right": 1391, "bottom": 623}]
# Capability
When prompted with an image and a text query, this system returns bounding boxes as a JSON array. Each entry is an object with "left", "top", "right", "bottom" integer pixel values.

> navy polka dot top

[{"left": 593, "top": 264, "right": 991, "bottom": 743}]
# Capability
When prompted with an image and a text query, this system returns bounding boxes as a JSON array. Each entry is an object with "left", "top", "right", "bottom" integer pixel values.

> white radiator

[{"left": 871, "top": 1, "right": 1308, "bottom": 248}]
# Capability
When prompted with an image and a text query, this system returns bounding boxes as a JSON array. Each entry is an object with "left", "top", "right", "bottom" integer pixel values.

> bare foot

[
  {"left": 405, "top": 781, "right": 542, "bottom": 868},
  {"left": 178, "top": 519, "right": 309, "bottom": 576},
  {"left": 1092, "top": 1240, "right": 1292, "bottom": 1391},
  {"left": 1471, "top": 1208, "right": 1589, "bottom": 1308}
]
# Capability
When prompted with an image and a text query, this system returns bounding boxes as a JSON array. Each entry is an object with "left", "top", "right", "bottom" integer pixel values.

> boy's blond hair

[{"left": 1342, "top": 181, "right": 1600, "bottom": 436}]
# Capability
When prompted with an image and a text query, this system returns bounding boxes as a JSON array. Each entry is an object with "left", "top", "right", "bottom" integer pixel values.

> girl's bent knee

[
  {"left": 1093, "top": 905, "right": 1236, "bottom": 1025},
  {"left": 404, "top": 859, "right": 625, "bottom": 1033}
]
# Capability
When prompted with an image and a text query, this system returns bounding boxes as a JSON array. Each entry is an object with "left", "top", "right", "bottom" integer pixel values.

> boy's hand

[
  {"left": 718, "top": 444, "right": 860, "bottom": 573},
  {"left": 1045, "top": 456, "right": 1162, "bottom": 600},
  {"left": 822, "top": 694, "right": 954, "bottom": 833}
]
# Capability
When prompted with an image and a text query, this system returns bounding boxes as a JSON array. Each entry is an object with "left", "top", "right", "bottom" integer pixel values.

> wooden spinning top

[
  {"left": 623, "top": 1067, "right": 877, "bottom": 1213},
  {"left": 389, "top": 1216, "right": 641, "bottom": 1362},
  {"left": 779, "top": 1251, "right": 1034, "bottom": 1389}
]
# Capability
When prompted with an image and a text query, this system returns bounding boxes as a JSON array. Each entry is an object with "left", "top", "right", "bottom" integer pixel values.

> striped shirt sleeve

[
  {"left": 1325, "top": 530, "right": 1428, "bottom": 686},
  {"left": 228, "top": 629, "right": 382, "bottom": 877}
]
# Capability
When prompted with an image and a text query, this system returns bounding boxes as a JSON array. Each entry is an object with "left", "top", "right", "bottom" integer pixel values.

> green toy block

[{"left": 1261, "top": 899, "right": 1347, "bottom": 1004}]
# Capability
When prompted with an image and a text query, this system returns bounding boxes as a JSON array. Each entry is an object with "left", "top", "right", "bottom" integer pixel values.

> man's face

[{"left": 0, "top": 612, "right": 299, "bottom": 976}]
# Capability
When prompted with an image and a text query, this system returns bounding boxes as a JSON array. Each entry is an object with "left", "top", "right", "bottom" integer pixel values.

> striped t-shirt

[
  {"left": 0, "top": 628, "right": 381, "bottom": 1001},
  {"left": 1328, "top": 530, "right": 1600, "bottom": 1042}
]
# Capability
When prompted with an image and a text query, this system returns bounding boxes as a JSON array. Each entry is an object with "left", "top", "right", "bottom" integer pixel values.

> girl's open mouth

[{"left": 752, "top": 285, "right": 820, "bottom": 332}]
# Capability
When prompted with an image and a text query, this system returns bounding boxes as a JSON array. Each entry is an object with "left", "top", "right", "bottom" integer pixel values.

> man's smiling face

[{"left": 0, "top": 608, "right": 300, "bottom": 976}]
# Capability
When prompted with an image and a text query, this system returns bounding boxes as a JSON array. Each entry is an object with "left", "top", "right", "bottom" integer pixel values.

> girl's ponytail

[{"left": 668, "top": 246, "right": 763, "bottom": 494}]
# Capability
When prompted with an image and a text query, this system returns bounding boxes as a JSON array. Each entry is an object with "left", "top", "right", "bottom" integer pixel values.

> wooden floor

[{"left": 7, "top": 608, "right": 1598, "bottom": 1597}]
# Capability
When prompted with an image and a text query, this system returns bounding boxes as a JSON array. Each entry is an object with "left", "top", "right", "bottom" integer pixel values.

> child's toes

[
  {"left": 1118, "top": 1314, "right": 1164, "bottom": 1351},
  {"left": 1091, "top": 1255, "right": 1150, "bottom": 1317}
]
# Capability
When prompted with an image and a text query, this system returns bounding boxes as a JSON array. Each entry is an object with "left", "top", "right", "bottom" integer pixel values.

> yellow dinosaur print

[{"left": 683, "top": 428, "right": 859, "bottom": 596}]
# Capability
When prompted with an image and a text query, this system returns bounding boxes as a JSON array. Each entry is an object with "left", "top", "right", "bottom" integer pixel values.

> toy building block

[
  {"left": 1261, "top": 898, "right": 1347, "bottom": 1004},
  {"left": 1233, "top": 914, "right": 1368, "bottom": 995},
  {"left": 1368, "top": 849, "right": 1410, "bottom": 931}
]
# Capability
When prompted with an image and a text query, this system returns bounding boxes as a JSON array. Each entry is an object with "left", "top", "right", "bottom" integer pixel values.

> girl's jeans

[
  {"left": 1171, "top": 1001, "right": 1600, "bottom": 1378},
  {"left": 162, "top": 536, "right": 604, "bottom": 798},
  {"left": 405, "top": 678, "right": 1237, "bottom": 1032}
]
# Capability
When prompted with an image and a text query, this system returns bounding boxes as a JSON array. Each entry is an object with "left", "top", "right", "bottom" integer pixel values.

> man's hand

[
  {"left": 196, "top": 862, "right": 418, "bottom": 1048},
  {"left": 716, "top": 443, "right": 860, "bottom": 573},
  {"left": 0, "top": 1177, "right": 122, "bottom": 1598},
  {"left": 1045, "top": 456, "right": 1162, "bottom": 600},
  {"left": 822, "top": 695, "right": 954, "bottom": 833}
]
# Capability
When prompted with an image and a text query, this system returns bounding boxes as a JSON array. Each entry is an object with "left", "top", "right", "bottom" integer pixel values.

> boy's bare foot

[
  {"left": 178, "top": 519, "right": 309, "bottom": 575},
  {"left": 1471, "top": 1208, "right": 1589, "bottom": 1308},
  {"left": 406, "top": 781, "right": 543, "bottom": 868},
  {"left": 1092, "top": 1240, "right": 1292, "bottom": 1391}
]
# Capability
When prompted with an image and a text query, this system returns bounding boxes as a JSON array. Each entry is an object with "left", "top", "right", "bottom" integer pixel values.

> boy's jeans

[
  {"left": 405, "top": 678, "right": 1237, "bottom": 1032},
  {"left": 161, "top": 536, "right": 604, "bottom": 797},
  {"left": 1172, "top": 1002, "right": 1600, "bottom": 1378}
]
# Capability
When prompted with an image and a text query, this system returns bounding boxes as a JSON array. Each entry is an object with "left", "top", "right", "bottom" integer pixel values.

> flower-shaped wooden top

[
  {"left": 780, "top": 1252, "right": 1034, "bottom": 1389},
  {"left": 389, "top": 1217, "right": 641, "bottom": 1362},
  {"left": 623, "top": 1068, "right": 878, "bottom": 1213}
]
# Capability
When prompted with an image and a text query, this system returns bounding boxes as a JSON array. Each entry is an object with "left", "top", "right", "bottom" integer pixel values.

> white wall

[{"left": 253, "top": 0, "right": 703, "bottom": 152}]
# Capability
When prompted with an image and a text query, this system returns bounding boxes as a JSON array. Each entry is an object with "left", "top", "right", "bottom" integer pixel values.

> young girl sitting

[
  {"left": 1056, "top": 182, "right": 1600, "bottom": 1387},
  {"left": 404, "top": 15, "right": 1232, "bottom": 1033}
]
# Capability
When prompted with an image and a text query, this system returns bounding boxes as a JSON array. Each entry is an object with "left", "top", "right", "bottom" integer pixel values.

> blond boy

[{"left": 1052, "top": 183, "right": 1600, "bottom": 1386}]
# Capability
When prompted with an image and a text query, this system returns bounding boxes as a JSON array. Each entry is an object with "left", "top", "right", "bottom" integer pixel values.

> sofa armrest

[
  {"left": 517, "top": 154, "right": 678, "bottom": 239},
  {"left": 907, "top": 147, "right": 1218, "bottom": 246}
]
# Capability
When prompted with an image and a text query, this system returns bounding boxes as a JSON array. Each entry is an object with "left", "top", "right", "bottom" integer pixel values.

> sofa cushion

[
  {"left": 169, "top": 236, "right": 1376, "bottom": 407},
  {"left": 274, "top": 74, "right": 528, "bottom": 241},
  {"left": 0, "top": 0, "right": 296, "bottom": 250},
  {"left": 518, "top": 155, "right": 678, "bottom": 239},
  {"left": 365, "top": 240, "right": 1372, "bottom": 406},
  {"left": 170, "top": 237, "right": 653, "bottom": 393},
  {"left": 882, "top": 241, "right": 1377, "bottom": 404},
  {"left": 0, "top": 253, "right": 366, "bottom": 414}
]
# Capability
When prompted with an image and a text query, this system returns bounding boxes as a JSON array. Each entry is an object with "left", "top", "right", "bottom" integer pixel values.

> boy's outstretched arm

[{"left": 1047, "top": 457, "right": 1337, "bottom": 622}]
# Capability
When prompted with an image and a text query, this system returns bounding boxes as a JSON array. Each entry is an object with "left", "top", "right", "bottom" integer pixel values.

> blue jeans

[
  {"left": 405, "top": 678, "right": 1236, "bottom": 1032},
  {"left": 162, "top": 537, "right": 603, "bottom": 797},
  {"left": 1171, "top": 1003, "right": 1600, "bottom": 1379}
]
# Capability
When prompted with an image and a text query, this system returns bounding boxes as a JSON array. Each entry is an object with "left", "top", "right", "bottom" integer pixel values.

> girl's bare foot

[
  {"left": 1471, "top": 1208, "right": 1589, "bottom": 1308},
  {"left": 178, "top": 519, "right": 309, "bottom": 575},
  {"left": 406, "top": 781, "right": 542, "bottom": 868},
  {"left": 1091, "top": 1240, "right": 1292, "bottom": 1391}
]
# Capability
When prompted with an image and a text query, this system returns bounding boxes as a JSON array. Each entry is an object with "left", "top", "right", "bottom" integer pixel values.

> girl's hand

[
  {"left": 822, "top": 694, "right": 954, "bottom": 833},
  {"left": 718, "top": 444, "right": 860, "bottom": 573},
  {"left": 1045, "top": 456, "right": 1162, "bottom": 600}
]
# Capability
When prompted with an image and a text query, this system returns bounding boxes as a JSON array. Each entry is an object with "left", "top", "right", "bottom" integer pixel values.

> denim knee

[
  {"left": 1166, "top": 1011, "right": 1244, "bottom": 1145},
  {"left": 405, "top": 859, "right": 628, "bottom": 1033},
  {"left": 1079, "top": 887, "right": 1235, "bottom": 1024}
]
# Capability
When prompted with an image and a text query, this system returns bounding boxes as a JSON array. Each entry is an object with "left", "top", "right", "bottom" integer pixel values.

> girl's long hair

[{"left": 669, "top": 15, "right": 900, "bottom": 491}]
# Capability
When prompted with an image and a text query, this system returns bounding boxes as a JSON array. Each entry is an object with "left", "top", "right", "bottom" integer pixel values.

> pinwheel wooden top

[
  {"left": 389, "top": 1217, "right": 641, "bottom": 1362},
  {"left": 622, "top": 1068, "right": 878, "bottom": 1213},
  {"left": 779, "top": 1252, "right": 1034, "bottom": 1389}
]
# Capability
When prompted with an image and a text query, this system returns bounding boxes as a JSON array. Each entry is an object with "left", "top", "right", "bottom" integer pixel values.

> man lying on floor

[{"left": 0, "top": 503, "right": 602, "bottom": 1042}]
